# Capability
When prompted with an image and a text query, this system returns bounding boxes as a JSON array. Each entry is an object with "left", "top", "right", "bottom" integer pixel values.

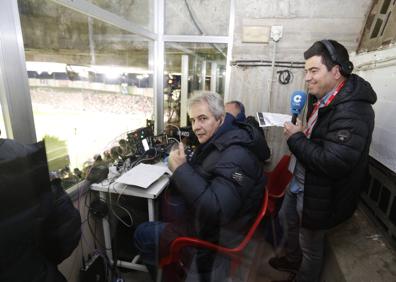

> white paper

[
  {"left": 256, "top": 112, "right": 292, "bottom": 127},
  {"left": 115, "top": 163, "right": 171, "bottom": 188}
]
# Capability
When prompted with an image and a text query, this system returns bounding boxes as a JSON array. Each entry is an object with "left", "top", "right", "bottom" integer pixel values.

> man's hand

[
  {"left": 168, "top": 142, "right": 187, "bottom": 172},
  {"left": 284, "top": 119, "right": 304, "bottom": 139}
]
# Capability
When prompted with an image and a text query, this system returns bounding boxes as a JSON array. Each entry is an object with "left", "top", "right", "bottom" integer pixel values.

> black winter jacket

[
  {"left": 287, "top": 74, "right": 376, "bottom": 230},
  {"left": 167, "top": 115, "right": 270, "bottom": 247},
  {"left": 0, "top": 139, "right": 81, "bottom": 282}
]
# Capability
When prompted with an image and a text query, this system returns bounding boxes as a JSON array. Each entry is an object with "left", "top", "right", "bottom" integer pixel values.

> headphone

[{"left": 320, "top": 40, "right": 354, "bottom": 76}]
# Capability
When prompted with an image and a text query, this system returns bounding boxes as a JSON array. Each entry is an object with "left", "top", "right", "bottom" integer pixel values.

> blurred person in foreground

[
  {"left": 269, "top": 40, "right": 376, "bottom": 282},
  {"left": 134, "top": 91, "right": 270, "bottom": 281},
  {"left": 0, "top": 132, "right": 81, "bottom": 282}
]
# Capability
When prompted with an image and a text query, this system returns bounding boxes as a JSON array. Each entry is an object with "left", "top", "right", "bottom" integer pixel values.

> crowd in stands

[{"left": 31, "top": 88, "right": 153, "bottom": 115}]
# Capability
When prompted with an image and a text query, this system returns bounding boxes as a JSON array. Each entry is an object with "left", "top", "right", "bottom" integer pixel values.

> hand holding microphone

[
  {"left": 290, "top": 90, "right": 307, "bottom": 124},
  {"left": 168, "top": 142, "right": 187, "bottom": 172}
]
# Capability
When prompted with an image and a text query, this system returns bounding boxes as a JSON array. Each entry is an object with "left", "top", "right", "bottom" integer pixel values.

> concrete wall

[
  {"left": 165, "top": 0, "right": 230, "bottom": 35},
  {"left": 352, "top": 46, "right": 396, "bottom": 173},
  {"left": 226, "top": 0, "right": 372, "bottom": 167}
]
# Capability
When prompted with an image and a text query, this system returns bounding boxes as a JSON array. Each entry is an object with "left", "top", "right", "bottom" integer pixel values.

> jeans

[
  {"left": 134, "top": 221, "right": 167, "bottom": 266},
  {"left": 134, "top": 220, "right": 230, "bottom": 282},
  {"left": 279, "top": 188, "right": 326, "bottom": 282}
]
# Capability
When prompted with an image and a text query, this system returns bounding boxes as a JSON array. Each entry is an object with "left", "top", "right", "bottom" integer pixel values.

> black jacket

[
  {"left": 287, "top": 74, "right": 376, "bottom": 229},
  {"left": 166, "top": 114, "right": 270, "bottom": 246},
  {"left": 0, "top": 139, "right": 81, "bottom": 282}
]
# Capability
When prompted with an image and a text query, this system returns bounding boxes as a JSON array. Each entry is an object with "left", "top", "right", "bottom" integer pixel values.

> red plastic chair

[
  {"left": 159, "top": 189, "right": 269, "bottom": 281},
  {"left": 158, "top": 155, "right": 292, "bottom": 281},
  {"left": 265, "top": 155, "right": 293, "bottom": 254}
]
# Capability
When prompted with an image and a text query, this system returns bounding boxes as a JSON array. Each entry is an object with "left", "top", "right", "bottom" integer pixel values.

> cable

[
  {"left": 115, "top": 184, "right": 134, "bottom": 227},
  {"left": 75, "top": 178, "right": 88, "bottom": 274},
  {"left": 184, "top": 0, "right": 203, "bottom": 35},
  {"left": 277, "top": 69, "right": 293, "bottom": 85},
  {"left": 108, "top": 182, "right": 134, "bottom": 228},
  {"left": 167, "top": 137, "right": 180, "bottom": 144},
  {"left": 166, "top": 124, "right": 182, "bottom": 142},
  {"left": 128, "top": 147, "right": 159, "bottom": 169},
  {"left": 84, "top": 186, "right": 110, "bottom": 250}
]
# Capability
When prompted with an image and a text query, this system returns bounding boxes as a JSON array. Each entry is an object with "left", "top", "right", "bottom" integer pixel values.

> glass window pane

[
  {"left": 165, "top": 0, "right": 230, "bottom": 36},
  {"left": 87, "top": 0, "right": 154, "bottom": 31},
  {"left": 18, "top": 0, "right": 153, "bottom": 189},
  {"left": 164, "top": 42, "right": 227, "bottom": 124}
]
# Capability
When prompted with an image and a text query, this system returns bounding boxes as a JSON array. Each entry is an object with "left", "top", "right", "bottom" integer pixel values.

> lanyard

[{"left": 304, "top": 80, "right": 346, "bottom": 138}]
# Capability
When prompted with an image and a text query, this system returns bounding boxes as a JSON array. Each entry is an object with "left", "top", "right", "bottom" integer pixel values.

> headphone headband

[{"left": 320, "top": 39, "right": 354, "bottom": 76}]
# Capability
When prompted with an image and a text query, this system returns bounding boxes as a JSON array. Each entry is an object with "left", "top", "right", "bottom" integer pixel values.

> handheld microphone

[{"left": 290, "top": 91, "right": 307, "bottom": 124}]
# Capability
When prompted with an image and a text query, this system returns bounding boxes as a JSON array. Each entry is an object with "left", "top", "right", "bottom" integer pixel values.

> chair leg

[
  {"left": 156, "top": 268, "right": 163, "bottom": 282},
  {"left": 271, "top": 215, "right": 279, "bottom": 257},
  {"left": 160, "top": 262, "right": 188, "bottom": 282}
]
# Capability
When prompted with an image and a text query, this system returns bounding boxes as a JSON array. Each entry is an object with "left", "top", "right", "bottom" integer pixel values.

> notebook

[
  {"left": 256, "top": 112, "right": 292, "bottom": 127},
  {"left": 115, "top": 163, "right": 171, "bottom": 189}
]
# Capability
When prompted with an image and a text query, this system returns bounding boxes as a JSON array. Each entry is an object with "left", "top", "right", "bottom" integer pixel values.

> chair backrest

[
  {"left": 160, "top": 188, "right": 269, "bottom": 267},
  {"left": 267, "top": 155, "right": 292, "bottom": 197},
  {"left": 233, "top": 187, "right": 269, "bottom": 251}
]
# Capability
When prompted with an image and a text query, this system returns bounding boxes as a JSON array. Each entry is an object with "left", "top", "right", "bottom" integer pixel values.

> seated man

[
  {"left": 225, "top": 100, "right": 246, "bottom": 122},
  {"left": 225, "top": 100, "right": 267, "bottom": 138},
  {"left": 0, "top": 136, "right": 81, "bottom": 282},
  {"left": 134, "top": 91, "right": 270, "bottom": 281}
]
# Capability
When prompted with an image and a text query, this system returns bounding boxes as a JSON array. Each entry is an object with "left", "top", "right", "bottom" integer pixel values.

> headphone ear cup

[
  {"left": 320, "top": 40, "right": 353, "bottom": 76},
  {"left": 340, "top": 61, "right": 354, "bottom": 76}
]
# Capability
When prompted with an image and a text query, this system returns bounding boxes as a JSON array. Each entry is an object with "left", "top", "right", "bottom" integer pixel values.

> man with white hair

[{"left": 134, "top": 91, "right": 270, "bottom": 281}]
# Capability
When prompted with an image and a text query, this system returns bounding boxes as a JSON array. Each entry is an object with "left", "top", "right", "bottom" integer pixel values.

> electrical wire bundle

[{"left": 277, "top": 69, "right": 293, "bottom": 85}]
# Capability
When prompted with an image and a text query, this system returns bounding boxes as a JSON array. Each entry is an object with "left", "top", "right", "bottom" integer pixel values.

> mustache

[{"left": 194, "top": 130, "right": 205, "bottom": 135}]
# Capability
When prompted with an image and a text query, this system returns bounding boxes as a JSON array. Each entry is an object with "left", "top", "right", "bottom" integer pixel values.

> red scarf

[{"left": 304, "top": 80, "right": 346, "bottom": 138}]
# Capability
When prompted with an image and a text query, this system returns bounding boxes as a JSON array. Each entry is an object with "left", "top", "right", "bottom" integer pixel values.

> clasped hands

[{"left": 168, "top": 142, "right": 187, "bottom": 172}]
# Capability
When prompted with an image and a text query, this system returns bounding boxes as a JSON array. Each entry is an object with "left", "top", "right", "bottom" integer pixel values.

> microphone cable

[
  {"left": 166, "top": 124, "right": 182, "bottom": 142},
  {"left": 106, "top": 181, "right": 134, "bottom": 228}
]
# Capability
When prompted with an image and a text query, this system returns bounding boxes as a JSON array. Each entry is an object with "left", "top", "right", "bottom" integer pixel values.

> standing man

[
  {"left": 134, "top": 91, "right": 270, "bottom": 281},
  {"left": 269, "top": 40, "right": 376, "bottom": 282}
]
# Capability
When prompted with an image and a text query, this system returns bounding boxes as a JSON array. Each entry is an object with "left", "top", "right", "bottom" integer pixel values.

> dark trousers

[
  {"left": 134, "top": 221, "right": 166, "bottom": 280},
  {"left": 279, "top": 188, "right": 326, "bottom": 282}
]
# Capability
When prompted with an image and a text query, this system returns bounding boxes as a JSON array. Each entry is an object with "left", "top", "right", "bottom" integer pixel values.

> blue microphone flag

[{"left": 290, "top": 91, "right": 307, "bottom": 115}]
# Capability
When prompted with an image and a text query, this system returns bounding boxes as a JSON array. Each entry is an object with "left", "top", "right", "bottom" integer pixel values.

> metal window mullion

[
  {"left": 153, "top": 0, "right": 165, "bottom": 134},
  {"left": 0, "top": 0, "right": 36, "bottom": 143},
  {"left": 164, "top": 35, "right": 230, "bottom": 44},
  {"left": 210, "top": 62, "right": 217, "bottom": 92},
  {"left": 224, "top": 0, "right": 235, "bottom": 101},
  {"left": 200, "top": 61, "right": 207, "bottom": 90},
  {"left": 180, "top": 55, "right": 189, "bottom": 127}
]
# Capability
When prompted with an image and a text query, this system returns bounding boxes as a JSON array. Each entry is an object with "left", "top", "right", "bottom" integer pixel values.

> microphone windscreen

[{"left": 290, "top": 91, "right": 307, "bottom": 115}]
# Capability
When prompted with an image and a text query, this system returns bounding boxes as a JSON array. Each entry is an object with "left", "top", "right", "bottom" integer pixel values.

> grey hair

[{"left": 187, "top": 91, "right": 225, "bottom": 120}]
